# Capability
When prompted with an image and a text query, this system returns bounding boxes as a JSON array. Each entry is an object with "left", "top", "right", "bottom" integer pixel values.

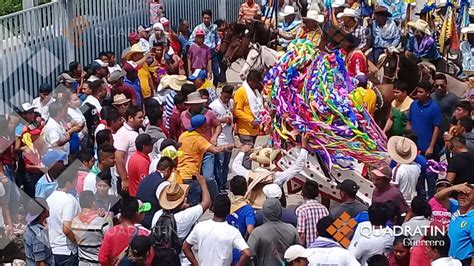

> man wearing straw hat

[
  {"left": 278, "top": 6, "right": 302, "bottom": 49},
  {"left": 388, "top": 136, "right": 421, "bottom": 203},
  {"left": 371, "top": 6, "right": 400, "bottom": 63},
  {"left": 296, "top": 10, "right": 324, "bottom": 47},
  {"left": 405, "top": 19, "right": 443, "bottom": 69}
]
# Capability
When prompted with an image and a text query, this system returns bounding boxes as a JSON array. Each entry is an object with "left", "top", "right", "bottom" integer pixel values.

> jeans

[
  {"left": 215, "top": 151, "right": 232, "bottom": 191},
  {"left": 3, "top": 165, "right": 20, "bottom": 220},
  {"left": 238, "top": 135, "right": 257, "bottom": 170},
  {"left": 211, "top": 49, "right": 221, "bottom": 87},
  {"left": 186, "top": 179, "right": 219, "bottom": 206},
  {"left": 417, "top": 150, "right": 440, "bottom": 199},
  {"left": 217, "top": 52, "right": 227, "bottom": 84},
  {"left": 54, "top": 253, "right": 78, "bottom": 266},
  {"left": 201, "top": 152, "right": 218, "bottom": 202}
]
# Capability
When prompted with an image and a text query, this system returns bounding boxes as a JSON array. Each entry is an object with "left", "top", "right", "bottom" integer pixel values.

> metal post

[
  {"left": 274, "top": 0, "right": 278, "bottom": 49},
  {"left": 61, "top": 0, "right": 76, "bottom": 64},
  {"left": 22, "top": 0, "right": 38, "bottom": 10},
  {"left": 218, "top": 0, "right": 227, "bottom": 21}
]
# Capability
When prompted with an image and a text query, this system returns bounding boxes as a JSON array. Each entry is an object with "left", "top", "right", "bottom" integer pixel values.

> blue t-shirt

[
  {"left": 35, "top": 175, "right": 58, "bottom": 199},
  {"left": 449, "top": 209, "right": 474, "bottom": 260},
  {"left": 226, "top": 204, "right": 256, "bottom": 264},
  {"left": 408, "top": 99, "right": 442, "bottom": 152}
]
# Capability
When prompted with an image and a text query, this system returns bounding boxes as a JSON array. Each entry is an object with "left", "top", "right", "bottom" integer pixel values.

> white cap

[
  {"left": 263, "top": 184, "right": 282, "bottom": 199},
  {"left": 284, "top": 245, "right": 313, "bottom": 262},
  {"left": 153, "top": 22, "right": 164, "bottom": 31},
  {"left": 94, "top": 59, "right": 108, "bottom": 67}
]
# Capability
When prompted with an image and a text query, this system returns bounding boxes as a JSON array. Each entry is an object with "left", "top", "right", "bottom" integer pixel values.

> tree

[{"left": 0, "top": 0, "right": 22, "bottom": 17}]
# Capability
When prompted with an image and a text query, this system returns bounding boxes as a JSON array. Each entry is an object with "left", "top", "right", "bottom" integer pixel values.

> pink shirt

[
  {"left": 181, "top": 109, "right": 220, "bottom": 141},
  {"left": 75, "top": 169, "right": 89, "bottom": 194},
  {"left": 429, "top": 197, "right": 457, "bottom": 229}
]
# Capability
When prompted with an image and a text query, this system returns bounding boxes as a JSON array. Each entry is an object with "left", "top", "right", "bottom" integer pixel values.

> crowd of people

[{"left": 0, "top": 0, "right": 474, "bottom": 265}]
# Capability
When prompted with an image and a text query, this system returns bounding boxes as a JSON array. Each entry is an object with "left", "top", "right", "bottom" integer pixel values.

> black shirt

[
  {"left": 447, "top": 151, "right": 474, "bottom": 184},
  {"left": 136, "top": 171, "right": 164, "bottom": 229}
]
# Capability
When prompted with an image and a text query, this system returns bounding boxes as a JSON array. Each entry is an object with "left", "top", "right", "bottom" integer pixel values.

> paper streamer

[{"left": 261, "top": 39, "right": 388, "bottom": 169}]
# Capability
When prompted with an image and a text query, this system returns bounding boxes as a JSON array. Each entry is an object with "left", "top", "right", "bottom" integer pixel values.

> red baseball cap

[{"left": 128, "top": 32, "right": 140, "bottom": 43}]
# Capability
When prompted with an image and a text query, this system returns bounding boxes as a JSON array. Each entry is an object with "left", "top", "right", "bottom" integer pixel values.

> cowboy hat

[
  {"left": 337, "top": 8, "right": 358, "bottom": 19},
  {"left": 108, "top": 70, "right": 126, "bottom": 83},
  {"left": 303, "top": 10, "right": 324, "bottom": 23},
  {"left": 184, "top": 91, "right": 208, "bottom": 105},
  {"left": 124, "top": 43, "right": 146, "bottom": 60},
  {"left": 331, "top": 0, "right": 346, "bottom": 8},
  {"left": 112, "top": 94, "right": 131, "bottom": 106},
  {"left": 408, "top": 19, "right": 432, "bottom": 35},
  {"left": 250, "top": 147, "right": 281, "bottom": 170},
  {"left": 159, "top": 182, "right": 190, "bottom": 210},
  {"left": 462, "top": 24, "right": 474, "bottom": 34},
  {"left": 374, "top": 6, "right": 392, "bottom": 17},
  {"left": 170, "top": 75, "right": 192, "bottom": 91},
  {"left": 387, "top": 136, "right": 417, "bottom": 164},
  {"left": 279, "top": 5, "right": 297, "bottom": 18}
]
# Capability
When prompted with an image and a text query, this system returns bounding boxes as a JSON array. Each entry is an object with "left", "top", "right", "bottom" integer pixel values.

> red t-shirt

[
  {"left": 126, "top": 151, "right": 151, "bottom": 196},
  {"left": 113, "top": 83, "right": 138, "bottom": 103},
  {"left": 346, "top": 50, "right": 368, "bottom": 77},
  {"left": 98, "top": 224, "right": 152, "bottom": 265},
  {"left": 0, "top": 136, "right": 14, "bottom": 166}
]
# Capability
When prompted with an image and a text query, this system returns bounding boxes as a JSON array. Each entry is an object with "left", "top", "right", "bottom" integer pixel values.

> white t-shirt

[
  {"left": 68, "top": 107, "right": 87, "bottom": 139},
  {"left": 308, "top": 240, "right": 360, "bottom": 266},
  {"left": 152, "top": 205, "right": 203, "bottom": 239},
  {"left": 82, "top": 95, "right": 102, "bottom": 113},
  {"left": 43, "top": 117, "right": 70, "bottom": 158},
  {"left": 32, "top": 96, "right": 55, "bottom": 120},
  {"left": 0, "top": 183, "right": 5, "bottom": 228},
  {"left": 46, "top": 190, "right": 81, "bottom": 255},
  {"left": 431, "top": 257, "right": 462, "bottom": 266},
  {"left": 186, "top": 219, "right": 249, "bottom": 266},
  {"left": 209, "top": 98, "right": 234, "bottom": 145},
  {"left": 349, "top": 221, "right": 394, "bottom": 266},
  {"left": 391, "top": 163, "right": 421, "bottom": 203},
  {"left": 113, "top": 123, "right": 138, "bottom": 168}
]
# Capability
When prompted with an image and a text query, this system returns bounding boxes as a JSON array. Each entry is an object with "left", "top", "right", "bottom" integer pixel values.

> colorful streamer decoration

[{"left": 261, "top": 39, "right": 388, "bottom": 169}]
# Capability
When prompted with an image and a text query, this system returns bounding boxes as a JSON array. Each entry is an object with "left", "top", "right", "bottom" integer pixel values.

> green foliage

[{"left": 0, "top": 0, "right": 22, "bottom": 17}]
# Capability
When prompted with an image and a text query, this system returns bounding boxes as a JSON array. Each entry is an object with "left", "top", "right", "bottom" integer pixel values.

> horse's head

[
  {"left": 379, "top": 48, "right": 401, "bottom": 84},
  {"left": 223, "top": 28, "right": 252, "bottom": 67}
]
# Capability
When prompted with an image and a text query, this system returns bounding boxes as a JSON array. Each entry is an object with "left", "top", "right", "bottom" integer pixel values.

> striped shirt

[
  {"left": 295, "top": 199, "right": 329, "bottom": 246},
  {"left": 164, "top": 91, "right": 176, "bottom": 129},
  {"left": 72, "top": 211, "right": 112, "bottom": 265},
  {"left": 239, "top": 2, "right": 261, "bottom": 23}
]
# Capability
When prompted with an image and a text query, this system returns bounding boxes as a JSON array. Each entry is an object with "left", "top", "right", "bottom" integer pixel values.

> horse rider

[
  {"left": 460, "top": 24, "right": 474, "bottom": 72},
  {"left": 337, "top": 8, "right": 371, "bottom": 52},
  {"left": 371, "top": 6, "right": 400, "bottom": 63},
  {"left": 330, "top": 0, "right": 347, "bottom": 26},
  {"left": 341, "top": 34, "right": 368, "bottom": 79},
  {"left": 296, "top": 10, "right": 324, "bottom": 47},
  {"left": 405, "top": 19, "right": 444, "bottom": 71},
  {"left": 277, "top": 6, "right": 302, "bottom": 50}
]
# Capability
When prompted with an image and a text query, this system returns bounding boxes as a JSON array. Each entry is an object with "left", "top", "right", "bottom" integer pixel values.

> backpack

[{"left": 151, "top": 211, "right": 181, "bottom": 266}]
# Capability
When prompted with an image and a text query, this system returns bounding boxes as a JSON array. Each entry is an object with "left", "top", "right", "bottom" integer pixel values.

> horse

[{"left": 239, "top": 43, "right": 281, "bottom": 80}]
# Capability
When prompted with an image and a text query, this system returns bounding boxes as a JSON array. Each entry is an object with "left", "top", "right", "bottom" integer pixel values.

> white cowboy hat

[
  {"left": 279, "top": 5, "right": 297, "bottom": 18},
  {"left": 124, "top": 43, "right": 146, "bottom": 60},
  {"left": 387, "top": 136, "right": 418, "bottom": 164},
  {"left": 337, "top": 8, "right": 358, "bottom": 19},
  {"left": 461, "top": 23, "right": 474, "bottom": 34},
  {"left": 407, "top": 19, "right": 432, "bottom": 35},
  {"left": 170, "top": 75, "right": 192, "bottom": 91},
  {"left": 331, "top": 0, "right": 347, "bottom": 8},
  {"left": 303, "top": 10, "right": 324, "bottom": 23}
]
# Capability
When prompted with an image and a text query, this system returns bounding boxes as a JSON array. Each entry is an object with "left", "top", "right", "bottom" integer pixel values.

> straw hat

[
  {"left": 159, "top": 182, "right": 190, "bottom": 210},
  {"left": 124, "top": 43, "right": 146, "bottom": 60},
  {"left": 408, "top": 19, "right": 432, "bottom": 35},
  {"left": 303, "top": 10, "right": 324, "bottom": 23},
  {"left": 250, "top": 147, "right": 281, "bottom": 169},
  {"left": 279, "top": 5, "right": 297, "bottom": 18},
  {"left": 337, "top": 8, "right": 358, "bottom": 19},
  {"left": 170, "top": 75, "right": 192, "bottom": 91},
  {"left": 184, "top": 91, "right": 207, "bottom": 104},
  {"left": 461, "top": 24, "right": 474, "bottom": 34},
  {"left": 112, "top": 94, "right": 131, "bottom": 106},
  {"left": 387, "top": 136, "right": 417, "bottom": 164}
]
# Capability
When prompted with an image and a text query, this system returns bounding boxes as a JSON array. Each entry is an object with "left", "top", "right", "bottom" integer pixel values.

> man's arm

[
  {"left": 232, "top": 150, "right": 251, "bottom": 179},
  {"left": 115, "top": 150, "right": 129, "bottom": 191},
  {"left": 426, "top": 126, "right": 440, "bottom": 157},
  {"left": 273, "top": 134, "right": 310, "bottom": 186},
  {"left": 207, "top": 143, "right": 234, "bottom": 154},
  {"left": 210, "top": 112, "right": 222, "bottom": 145},
  {"left": 434, "top": 183, "right": 470, "bottom": 209},
  {"left": 237, "top": 248, "right": 251, "bottom": 266},
  {"left": 196, "top": 174, "right": 211, "bottom": 212},
  {"left": 63, "top": 220, "right": 77, "bottom": 245},
  {"left": 183, "top": 242, "right": 199, "bottom": 266}
]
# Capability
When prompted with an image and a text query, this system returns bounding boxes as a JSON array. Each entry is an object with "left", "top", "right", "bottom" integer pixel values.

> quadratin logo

[{"left": 326, "top": 211, "right": 358, "bottom": 248}]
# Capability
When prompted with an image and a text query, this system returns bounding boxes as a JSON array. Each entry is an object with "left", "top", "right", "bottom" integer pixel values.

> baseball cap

[
  {"left": 188, "top": 114, "right": 207, "bottom": 131},
  {"left": 263, "top": 184, "right": 282, "bottom": 199},
  {"left": 188, "top": 69, "right": 207, "bottom": 81},
  {"left": 153, "top": 22, "right": 164, "bottom": 31},
  {"left": 95, "top": 59, "right": 108, "bottom": 68},
  {"left": 160, "top": 17, "right": 170, "bottom": 26},
  {"left": 161, "top": 146, "right": 183, "bottom": 160},
  {"left": 42, "top": 150, "right": 67, "bottom": 168},
  {"left": 435, "top": 179, "right": 452, "bottom": 188},
  {"left": 129, "top": 235, "right": 152, "bottom": 257},
  {"left": 284, "top": 245, "right": 313, "bottom": 262},
  {"left": 90, "top": 61, "right": 102, "bottom": 73},
  {"left": 138, "top": 200, "right": 152, "bottom": 213},
  {"left": 159, "top": 139, "right": 179, "bottom": 151},
  {"left": 336, "top": 179, "right": 360, "bottom": 194},
  {"left": 128, "top": 32, "right": 141, "bottom": 43},
  {"left": 370, "top": 166, "right": 392, "bottom": 179}
]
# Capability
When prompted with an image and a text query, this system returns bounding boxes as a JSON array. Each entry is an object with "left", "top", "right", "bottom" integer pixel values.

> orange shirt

[
  {"left": 176, "top": 131, "right": 212, "bottom": 182},
  {"left": 234, "top": 86, "right": 259, "bottom": 136},
  {"left": 239, "top": 2, "right": 261, "bottom": 23}
]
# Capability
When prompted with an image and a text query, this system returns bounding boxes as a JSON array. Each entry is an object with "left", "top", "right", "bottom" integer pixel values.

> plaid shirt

[
  {"left": 352, "top": 25, "right": 371, "bottom": 50},
  {"left": 296, "top": 199, "right": 329, "bottom": 246}
]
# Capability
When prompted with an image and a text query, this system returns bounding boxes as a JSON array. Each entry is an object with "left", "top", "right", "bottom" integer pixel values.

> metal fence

[{"left": 0, "top": 0, "right": 246, "bottom": 113}]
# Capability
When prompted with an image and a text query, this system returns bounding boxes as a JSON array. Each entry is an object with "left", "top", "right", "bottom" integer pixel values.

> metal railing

[{"left": 0, "top": 0, "right": 245, "bottom": 113}]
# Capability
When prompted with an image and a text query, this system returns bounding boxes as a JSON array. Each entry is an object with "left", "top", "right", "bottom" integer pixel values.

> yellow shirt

[
  {"left": 176, "top": 131, "right": 212, "bottom": 182},
  {"left": 138, "top": 63, "right": 153, "bottom": 98},
  {"left": 234, "top": 86, "right": 259, "bottom": 136}
]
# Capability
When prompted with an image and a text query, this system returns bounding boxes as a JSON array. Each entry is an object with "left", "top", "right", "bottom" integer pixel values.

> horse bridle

[{"left": 378, "top": 52, "right": 400, "bottom": 83}]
